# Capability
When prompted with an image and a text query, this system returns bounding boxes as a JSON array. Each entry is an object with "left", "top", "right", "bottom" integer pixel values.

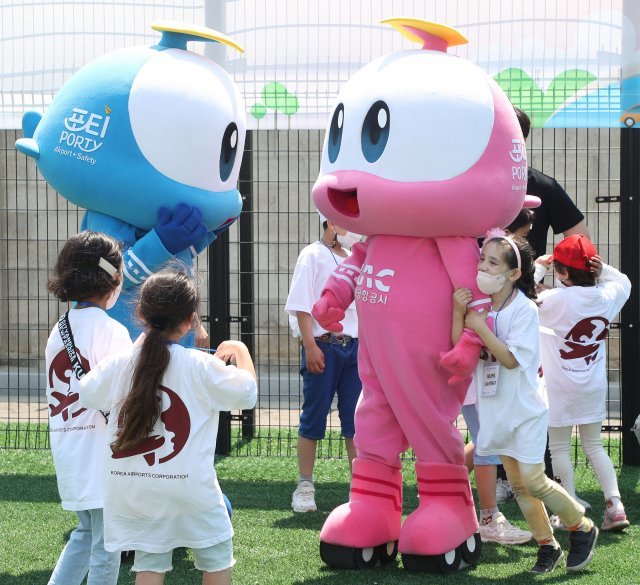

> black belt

[{"left": 315, "top": 333, "right": 355, "bottom": 346}]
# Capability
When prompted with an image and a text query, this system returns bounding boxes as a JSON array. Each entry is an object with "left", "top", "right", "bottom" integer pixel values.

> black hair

[
  {"left": 486, "top": 235, "right": 538, "bottom": 302},
  {"left": 514, "top": 107, "right": 531, "bottom": 140},
  {"left": 322, "top": 220, "right": 328, "bottom": 230},
  {"left": 552, "top": 260, "right": 596, "bottom": 287},
  {"left": 506, "top": 208, "right": 535, "bottom": 234},
  {"left": 47, "top": 231, "right": 122, "bottom": 302},
  {"left": 111, "top": 268, "right": 199, "bottom": 454}
]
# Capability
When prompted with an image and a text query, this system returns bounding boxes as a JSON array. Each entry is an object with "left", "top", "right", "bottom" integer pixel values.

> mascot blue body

[{"left": 16, "top": 22, "right": 246, "bottom": 339}]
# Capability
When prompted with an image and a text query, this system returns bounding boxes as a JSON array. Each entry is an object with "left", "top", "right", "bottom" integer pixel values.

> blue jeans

[
  {"left": 299, "top": 339, "right": 361, "bottom": 439},
  {"left": 49, "top": 508, "right": 120, "bottom": 585}
]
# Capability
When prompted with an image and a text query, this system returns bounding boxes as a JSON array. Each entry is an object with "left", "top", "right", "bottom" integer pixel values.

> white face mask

[
  {"left": 336, "top": 231, "right": 362, "bottom": 249},
  {"left": 106, "top": 279, "right": 123, "bottom": 310},
  {"left": 476, "top": 271, "right": 509, "bottom": 295}
]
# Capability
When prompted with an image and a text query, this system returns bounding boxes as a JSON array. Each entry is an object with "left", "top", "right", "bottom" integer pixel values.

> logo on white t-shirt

[
  {"left": 560, "top": 317, "right": 609, "bottom": 365},
  {"left": 48, "top": 348, "right": 90, "bottom": 421},
  {"left": 111, "top": 385, "right": 191, "bottom": 466}
]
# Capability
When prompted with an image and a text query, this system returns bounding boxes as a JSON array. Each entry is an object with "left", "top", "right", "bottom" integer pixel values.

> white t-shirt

[
  {"left": 475, "top": 290, "right": 547, "bottom": 464},
  {"left": 79, "top": 344, "right": 257, "bottom": 553},
  {"left": 45, "top": 307, "right": 132, "bottom": 511},
  {"left": 538, "top": 264, "right": 631, "bottom": 427},
  {"left": 285, "top": 241, "right": 358, "bottom": 338}
]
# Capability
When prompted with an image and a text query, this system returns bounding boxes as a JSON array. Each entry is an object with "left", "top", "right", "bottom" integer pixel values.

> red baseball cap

[{"left": 553, "top": 234, "right": 598, "bottom": 270}]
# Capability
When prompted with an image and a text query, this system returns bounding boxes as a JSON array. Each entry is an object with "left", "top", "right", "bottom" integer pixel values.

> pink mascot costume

[{"left": 311, "top": 19, "right": 536, "bottom": 573}]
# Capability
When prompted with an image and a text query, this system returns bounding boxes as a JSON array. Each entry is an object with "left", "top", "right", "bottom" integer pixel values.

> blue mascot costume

[{"left": 16, "top": 21, "right": 246, "bottom": 342}]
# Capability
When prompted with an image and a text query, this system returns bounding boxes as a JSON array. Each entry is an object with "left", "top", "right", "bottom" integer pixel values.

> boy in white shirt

[{"left": 285, "top": 214, "right": 362, "bottom": 513}]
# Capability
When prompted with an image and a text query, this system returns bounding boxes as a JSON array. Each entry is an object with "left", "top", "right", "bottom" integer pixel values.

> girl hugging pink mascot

[{"left": 311, "top": 18, "right": 538, "bottom": 573}]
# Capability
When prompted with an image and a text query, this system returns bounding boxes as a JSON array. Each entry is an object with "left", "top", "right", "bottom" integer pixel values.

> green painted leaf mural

[
  {"left": 494, "top": 68, "right": 597, "bottom": 126},
  {"left": 251, "top": 82, "right": 300, "bottom": 119}
]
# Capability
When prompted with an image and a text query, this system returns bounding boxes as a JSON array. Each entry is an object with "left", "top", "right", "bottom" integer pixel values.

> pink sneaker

[{"left": 601, "top": 499, "right": 630, "bottom": 531}]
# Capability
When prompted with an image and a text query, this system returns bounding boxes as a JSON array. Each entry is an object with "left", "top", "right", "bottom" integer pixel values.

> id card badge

[{"left": 482, "top": 361, "right": 500, "bottom": 397}]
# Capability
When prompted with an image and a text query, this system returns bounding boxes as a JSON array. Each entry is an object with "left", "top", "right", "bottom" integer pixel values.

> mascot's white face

[
  {"left": 319, "top": 50, "right": 495, "bottom": 183},
  {"left": 313, "top": 47, "right": 529, "bottom": 238},
  {"left": 130, "top": 48, "right": 245, "bottom": 193}
]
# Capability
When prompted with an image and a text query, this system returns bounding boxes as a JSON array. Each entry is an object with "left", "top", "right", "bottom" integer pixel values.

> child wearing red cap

[{"left": 535, "top": 234, "right": 631, "bottom": 532}]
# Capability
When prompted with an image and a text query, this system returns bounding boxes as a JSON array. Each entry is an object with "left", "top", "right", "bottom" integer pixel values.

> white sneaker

[
  {"left": 479, "top": 512, "right": 533, "bottom": 545},
  {"left": 601, "top": 499, "right": 630, "bottom": 531},
  {"left": 292, "top": 481, "right": 317, "bottom": 513},
  {"left": 495, "top": 478, "right": 514, "bottom": 504}
]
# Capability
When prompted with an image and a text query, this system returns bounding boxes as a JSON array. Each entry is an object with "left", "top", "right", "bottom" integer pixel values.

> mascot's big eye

[
  {"left": 361, "top": 100, "right": 390, "bottom": 163},
  {"left": 220, "top": 122, "right": 239, "bottom": 182},
  {"left": 328, "top": 104, "right": 345, "bottom": 163}
]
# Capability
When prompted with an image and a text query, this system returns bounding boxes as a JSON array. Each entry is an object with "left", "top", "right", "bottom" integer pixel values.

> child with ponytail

[
  {"left": 451, "top": 232, "right": 598, "bottom": 575},
  {"left": 79, "top": 267, "right": 257, "bottom": 585}
]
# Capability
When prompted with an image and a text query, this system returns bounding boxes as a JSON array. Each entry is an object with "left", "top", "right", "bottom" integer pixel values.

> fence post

[
  {"left": 210, "top": 229, "right": 232, "bottom": 456},
  {"left": 620, "top": 127, "right": 640, "bottom": 465},
  {"left": 239, "top": 131, "right": 255, "bottom": 440}
]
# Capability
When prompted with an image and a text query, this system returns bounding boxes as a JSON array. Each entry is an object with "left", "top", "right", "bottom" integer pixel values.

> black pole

[
  {"left": 210, "top": 229, "right": 231, "bottom": 456},
  {"left": 239, "top": 131, "right": 255, "bottom": 440},
  {"left": 620, "top": 127, "right": 640, "bottom": 465}
]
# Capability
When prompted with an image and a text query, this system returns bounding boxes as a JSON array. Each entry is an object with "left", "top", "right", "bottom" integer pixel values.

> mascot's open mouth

[{"left": 328, "top": 187, "right": 360, "bottom": 217}]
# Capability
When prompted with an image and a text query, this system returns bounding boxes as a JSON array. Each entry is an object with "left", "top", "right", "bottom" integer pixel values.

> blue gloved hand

[{"left": 155, "top": 203, "right": 208, "bottom": 255}]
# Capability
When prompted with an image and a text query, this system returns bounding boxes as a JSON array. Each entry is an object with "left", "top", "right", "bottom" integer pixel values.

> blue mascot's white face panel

[
  {"left": 130, "top": 49, "right": 246, "bottom": 192},
  {"left": 320, "top": 50, "right": 494, "bottom": 182}
]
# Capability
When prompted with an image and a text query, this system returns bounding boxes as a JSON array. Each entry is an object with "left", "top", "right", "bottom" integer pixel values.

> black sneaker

[
  {"left": 567, "top": 524, "right": 599, "bottom": 572},
  {"left": 530, "top": 544, "right": 564, "bottom": 573}
]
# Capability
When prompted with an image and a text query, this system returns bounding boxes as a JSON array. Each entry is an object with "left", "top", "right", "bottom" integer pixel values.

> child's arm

[
  {"left": 593, "top": 255, "right": 632, "bottom": 291},
  {"left": 534, "top": 254, "right": 552, "bottom": 284},
  {"left": 464, "top": 310, "right": 519, "bottom": 369},
  {"left": 78, "top": 355, "right": 120, "bottom": 411},
  {"left": 215, "top": 340, "right": 257, "bottom": 381},
  {"left": 206, "top": 341, "right": 257, "bottom": 412},
  {"left": 296, "top": 312, "right": 325, "bottom": 374},
  {"left": 312, "top": 241, "right": 367, "bottom": 331},
  {"left": 451, "top": 288, "right": 472, "bottom": 344}
]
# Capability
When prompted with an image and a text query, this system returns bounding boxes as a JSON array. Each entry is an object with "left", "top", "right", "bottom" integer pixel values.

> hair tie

[{"left": 149, "top": 322, "right": 164, "bottom": 331}]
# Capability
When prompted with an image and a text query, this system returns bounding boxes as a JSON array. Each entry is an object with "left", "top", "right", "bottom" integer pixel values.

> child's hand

[
  {"left": 453, "top": 288, "right": 473, "bottom": 315},
  {"left": 194, "top": 322, "right": 209, "bottom": 349},
  {"left": 589, "top": 255, "right": 603, "bottom": 278},
  {"left": 464, "top": 308, "right": 488, "bottom": 332},
  {"left": 304, "top": 343, "right": 325, "bottom": 374},
  {"left": 216, "top": 340, "right": 249, "bottom": 365},
  {"left": 535, "top": 254, "right": 553, "bottom": 267}
]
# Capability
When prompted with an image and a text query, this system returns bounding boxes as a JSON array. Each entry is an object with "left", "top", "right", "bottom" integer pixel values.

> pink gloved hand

[{"left": 312, "top": 290, "right": 345, "bottom": 332}]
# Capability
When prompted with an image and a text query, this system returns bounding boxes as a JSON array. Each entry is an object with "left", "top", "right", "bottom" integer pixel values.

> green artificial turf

[{"left": 1, "top": 449, "right": 639, "bottom": 584}]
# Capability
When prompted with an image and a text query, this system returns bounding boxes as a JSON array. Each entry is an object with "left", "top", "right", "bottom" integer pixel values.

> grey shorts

[{"left": 132, "top": 538, "right": 235, "bottom": 574}]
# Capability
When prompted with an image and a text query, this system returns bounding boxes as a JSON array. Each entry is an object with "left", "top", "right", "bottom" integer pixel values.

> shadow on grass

[
  {"left": 0, "top": 473, "right": 59, "bottom": 502},
  {"left": 0, "top": 571, "right": 54, "bottom": 585},
  {"left": 220, "top": 478, "right": 419, "bottom": 514},
  {"left": 290, "top": 548, "right": 596, "bottom": 585}
]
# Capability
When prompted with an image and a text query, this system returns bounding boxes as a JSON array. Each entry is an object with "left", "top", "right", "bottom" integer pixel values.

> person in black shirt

[{"left": 514, "top": 108, "right": 590, "bottom": 257}]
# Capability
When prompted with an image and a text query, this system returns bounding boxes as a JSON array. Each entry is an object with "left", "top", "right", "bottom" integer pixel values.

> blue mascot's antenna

[{"left": 151, "top": 20, "right": 244, "bottom": 53}]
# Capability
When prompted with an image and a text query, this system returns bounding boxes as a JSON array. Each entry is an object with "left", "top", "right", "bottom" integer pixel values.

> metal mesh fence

[
  {"left": 214, "top": 126, "right": 624, "bottom": 462},
  {"left": 0, "top": 0, "right": 629, "bottom": 463}
]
